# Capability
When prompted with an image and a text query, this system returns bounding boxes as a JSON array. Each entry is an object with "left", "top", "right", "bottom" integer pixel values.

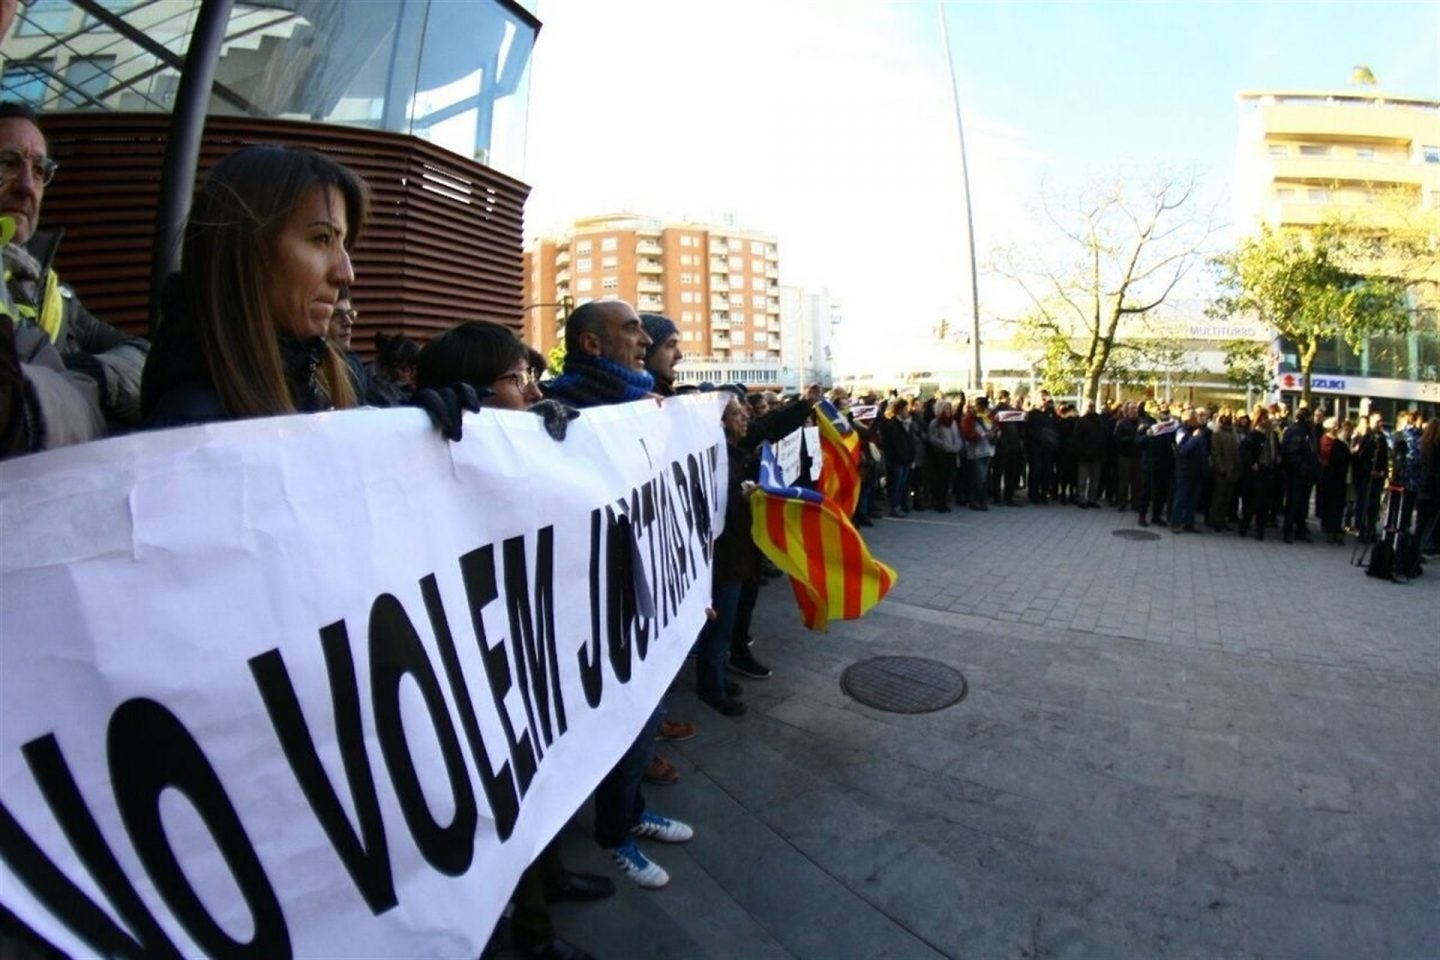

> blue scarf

[{"left": 544, "top": 351, "right": 655, "bottom": 408}]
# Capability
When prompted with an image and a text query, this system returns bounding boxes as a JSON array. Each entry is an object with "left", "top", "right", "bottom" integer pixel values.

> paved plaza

[{"left": 527, "top": 503, "right": 1439, "bottom": 959}]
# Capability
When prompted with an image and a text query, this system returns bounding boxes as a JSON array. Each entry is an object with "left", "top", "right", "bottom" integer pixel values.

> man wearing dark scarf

[
  {"left": 544, "top": 299, "right": 696, "bottom": 892},
  {"left": 542, "top": 300, "right": 656, "bottom": 407}
]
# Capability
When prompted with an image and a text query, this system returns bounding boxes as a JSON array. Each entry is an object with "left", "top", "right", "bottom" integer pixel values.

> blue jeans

[
  {"left": 970, "top": 456, "right": 991, "bottom": 503},
  {"left": 697, "top": 581, "right": 742, "bottom": 700},
  {"left": 887, "top": 464, "right": 910, "bottom": 512},
  {"left": 593, "top": 705, "right": 663, "bottom": 848}
]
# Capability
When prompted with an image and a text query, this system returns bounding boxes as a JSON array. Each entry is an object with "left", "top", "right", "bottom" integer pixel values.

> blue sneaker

[
  {"left": 611, "top": 838, "right": 669, "bottom": 888},
  {"left": 631, "top": 810, "right": 694, "bottom": 843}
]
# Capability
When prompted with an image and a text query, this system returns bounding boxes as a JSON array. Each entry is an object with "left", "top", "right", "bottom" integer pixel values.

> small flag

[
  {"left": 750, "top": 443, "right": 896, "bottom": 630},
  {"left": 813, "top": 399, "right": 861, "bottom": 516}
]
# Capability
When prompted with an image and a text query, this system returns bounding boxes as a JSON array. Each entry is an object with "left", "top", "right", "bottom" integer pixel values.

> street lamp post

[{"left": 937, "top": 0, "right": 983, "bottom": 395}]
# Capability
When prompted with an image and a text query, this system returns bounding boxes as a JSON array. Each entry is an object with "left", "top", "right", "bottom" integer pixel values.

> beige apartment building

[
  {"left": 1233, "top": 88, "right": 1440, "bottom": 416},
  {"left": 523, "top": 214, "right": 783, "bottom": 383}
]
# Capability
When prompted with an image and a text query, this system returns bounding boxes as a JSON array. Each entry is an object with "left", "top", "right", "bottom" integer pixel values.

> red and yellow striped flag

[
  {"left": 814, "top": 398, "right": 862, "bottom": 517},
  {"left": 749, "top": 442, "right": 896, "bottom": 630}
]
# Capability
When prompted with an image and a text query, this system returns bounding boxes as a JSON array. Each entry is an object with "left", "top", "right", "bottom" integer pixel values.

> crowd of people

[
  {"left": 0, "top": 107, "right": 819, "bottom": 960},
  {"left": 3, "top": 97, "right": 1439, "bottom": 958},
  {"left": 838, "top": 387, "right": 1439, "bottom": 563}
]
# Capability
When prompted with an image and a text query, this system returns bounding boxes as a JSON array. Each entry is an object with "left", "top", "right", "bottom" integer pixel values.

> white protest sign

[{"left": 0, "top": 395, "right": 726, "bottom": 958}]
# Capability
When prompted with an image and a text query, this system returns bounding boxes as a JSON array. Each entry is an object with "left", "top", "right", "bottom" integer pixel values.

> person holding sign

[{"left": 140, "top": 145, "right": 480, "bottom": 438}]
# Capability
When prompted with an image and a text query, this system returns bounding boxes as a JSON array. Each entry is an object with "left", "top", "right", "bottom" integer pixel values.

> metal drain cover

[
  {"left": 840, "top": 656, "right": 967, "bottom": 714},
  {"left": 1112, "top": 529, "right": 1162, "bottom": 541}
]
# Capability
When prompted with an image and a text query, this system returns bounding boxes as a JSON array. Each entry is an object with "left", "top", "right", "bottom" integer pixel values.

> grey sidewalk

[{"left": 533, "top": 504, "right": 1440, "bottom": 960}]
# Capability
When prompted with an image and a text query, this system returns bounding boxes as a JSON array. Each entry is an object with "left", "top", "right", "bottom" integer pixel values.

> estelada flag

[
  {"left": 814, "top": 398, "right": 861, "bottom": 516},
  {"left": 750, "top": 442, "right": 896, "bottom": 630}
]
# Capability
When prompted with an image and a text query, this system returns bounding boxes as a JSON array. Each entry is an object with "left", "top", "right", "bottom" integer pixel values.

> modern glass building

[{"left": 2, "top": 0, "right": 541, "bottom": 346}]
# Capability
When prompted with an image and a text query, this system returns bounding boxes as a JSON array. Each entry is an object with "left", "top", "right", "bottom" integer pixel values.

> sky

[{"left": 520, "top": 0, "right": 1440, "bottom": 371}]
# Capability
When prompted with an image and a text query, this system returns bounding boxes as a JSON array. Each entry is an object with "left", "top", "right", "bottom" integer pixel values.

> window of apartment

[
  {"left": 602, "top": 277, "right": 618, "bottom": 290},
  {"left": 681, "top": 291, "right": 695, "bottom": 304},
  {"left": 601, "top": 255, "right": 618, "bottom": 269},
  {"left": 682, "top": 330, "right": 698, "bottom": 342},
  {"left": 750, "top": 241, "right": 764, "bottom": 254},
  {"left": 1307, "top": 188, "right": 1332, "bottom": 203},
  {"left": 575, "top": 257, "right": 592, "bottom": 272},
  {"left": 1267, "top": 144, "right": 1289, "bottom": 157},
  {"left": 16, "top": 0, "right": 71, "bottom": 35},
  {"left": 679, "top": 236, "right": 692, "bottom": 247},
  {"left": 732, "top": 312, "right": 746, "bottom": 325},
  {"left": 728, "top": 256, "right": 745, "bottom": 272},
  {"left": 1424, "top": 145, "right": 1440, "bottom": 164},
  {"left": 751, "top": 258, "right": 764, "bottom": 273},
  {"left": 751, "top": 276, "right": 765, "bottom": 291},
  {"left": 1275, "top": 187, "right": 1295, "bottom": 201},
  {"left": 1, "top": 60, "right": 54, "bottom": 102},
  {"left": 576, "top": 278, "right": 593, "bottom": 292},
  {"left": 575, "top": 240, "right": 592, "bottom": 254},
  {"left": 61, "top": 55, "right": 117, "bottom": 107},
  {"left": 1354, "top": 146, "right": 1375, "bottom": 160},
  {"left": 730, "top": 293, "right": 745, "bottom": 306},
  {"left": 732, "top": 330, "right": 747, "bottom": 345},
  {"left": 752, "top": 294, "right": 766, "bottom": 308},
  {"left": 727, "top": 237, "right": 743, "bottom": 251},
  {"left": 600, "top": 237, "right": 618, "bottom": 251},
  {"left": 1298, "top": 144, "right": 1332, "bottom": 158}
]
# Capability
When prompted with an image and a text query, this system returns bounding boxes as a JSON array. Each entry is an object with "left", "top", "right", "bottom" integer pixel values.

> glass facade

[{"left": 1, "top": 0, "right": 536, "bottom": 177}]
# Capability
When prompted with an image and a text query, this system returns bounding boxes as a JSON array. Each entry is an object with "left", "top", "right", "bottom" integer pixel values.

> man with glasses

[{"left": 2, "top": 101, "right": 149, "bottom": 429}]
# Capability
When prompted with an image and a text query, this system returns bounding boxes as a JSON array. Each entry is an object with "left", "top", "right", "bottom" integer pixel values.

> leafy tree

[
  {"left": 1209, "top": 220, "right": 1413, "bottom": 409},
  {"left": 546, "top": 342, "right": 566, "bottom": 376},
  {"left": 996, "top": 174, "right": 1216, "bottom": 406},
  {"left": 1221, "top": 338, "right": 1272, "bottom": 396}
]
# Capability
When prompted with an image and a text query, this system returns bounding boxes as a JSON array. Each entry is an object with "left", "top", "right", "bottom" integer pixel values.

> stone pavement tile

[
  {"left": 1241, "top": 895, "right": 1439, "bottom": 960},
  {"left": 687, "top": 799, "right": 946, "bottom": 959}
]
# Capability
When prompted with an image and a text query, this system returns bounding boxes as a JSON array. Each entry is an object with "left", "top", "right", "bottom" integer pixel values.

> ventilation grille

[{"left": 37, "top": 113, "right": 529, "bottom": 357}]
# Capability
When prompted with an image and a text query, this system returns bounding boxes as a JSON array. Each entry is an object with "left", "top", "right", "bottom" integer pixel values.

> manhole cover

[
  {"left": 1112, "top": 529, "right": 1162, "bottom": 541},
  {"left": 840, "top": 656, "right": 967, "bottom": 714}
]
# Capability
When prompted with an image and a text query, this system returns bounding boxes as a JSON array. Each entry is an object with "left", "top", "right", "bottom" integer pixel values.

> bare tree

[{"left": 995, "top": 174, "right": 1218, "bottom": 406}]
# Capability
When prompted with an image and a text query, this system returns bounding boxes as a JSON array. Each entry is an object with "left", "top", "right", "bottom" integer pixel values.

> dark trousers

[
  {"left": 1149, "top": 465, "right": 1174, "bottom": 522},
  {"left": 996, "top": 449, "right": 1022, "bottom": 502},
  {"left": 1283, "top": 474, "right": 1313, "bottom": 540},
  {"left": 1172, "top": 470, "right": 1203, "bottom": 528},
  {"left": 511, "top": 842, "right": 567, "bottom": 943},
  {"left": 1355, "top": 475, "right": 1383, "bottom": 540},
  {"left": 697, "top": 582, "right": 742, "bottom": 700},
  {"left": 733, "top": 579, "right": 761, "bottom": 657},
  {"left": 929, "top": 454, "right": 955, "bottom": 508},
  {"left": 1241, "top": 468, "right": 1272, "bottom": 536},
  {"left": 1209, "top": 476, "right": 1236, "bottom": 528},
  {"left": 887, "top": 463, "right": 911, "bottom": 512},
  {"left": 1118, "top": 454, "right": 1141, "bottom": 509},
  {"left": 1027, "top": 450, "right": 1053, "bottom": 502},
  {"left": 593, "top": 707, "right": 663, "bottom": 848}
]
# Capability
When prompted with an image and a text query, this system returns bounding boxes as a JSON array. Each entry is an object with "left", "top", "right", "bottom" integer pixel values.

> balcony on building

[
  {"left": 766, "top": 299, "right": 781, "bottom": 313},
  {"left": 637, "top": 240, "right": 664, "bottom": 256},
  {"left": 765, "top": 264, "right": 779, "bottom": 279},
  {"left": 711, "top": 312, "right": 730, "bottom": 328},
  {"left": 766, "top": 317, "right": 781, "bottom": 333},
  {"left": 637, "top": 279, "right": 663, "bottom": 294},
  {"left": 639, "top": 295, "right": 664, "bottom": 310},
  {"left": 637, "top": 258, "right": 663, "bottom": 274},
  {"left": 556, "top": 269, "right": 570, "bottom": 284},
  {"left": 555, "top": 248, "right": 571, "bottom": 267},
  {"left": 711, "top": 333, "right": 731, "bottom": 350},
  {"left": 710, "top": 295, "right": 730, "bottom": 310},
  {"left": 710, "top": 275, "right": 730, "bottom": 292}
]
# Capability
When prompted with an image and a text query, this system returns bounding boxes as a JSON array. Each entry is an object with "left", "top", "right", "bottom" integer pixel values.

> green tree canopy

[{"left": 1208, "top": 220, "right": 1413, "bottom": 408}]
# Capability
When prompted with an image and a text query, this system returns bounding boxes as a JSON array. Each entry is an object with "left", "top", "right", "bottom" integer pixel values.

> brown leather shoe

[
  {"left": 643, "top": 753, "right": 680, "bottom": 786},
  {"left": 656, "top": 718, "right": 697, "bottom": 742}
]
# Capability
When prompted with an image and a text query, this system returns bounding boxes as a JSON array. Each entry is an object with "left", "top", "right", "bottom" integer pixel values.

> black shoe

[
  {"left": 1183, "top": 525, "right": 1200, "bottom": 533},
  {"left": 701, "top": 695, "right": 747, "bottom": 717},
  {"left": 513, "top": 933, "right": 598, "bottom": 960},
  {"left": 855, "top": 515, "right": 874, "bottom": 527},
  {"left": 726, "top": 680, "right": 743, "bottom": 697},
  {"left": 728, "top": 651, "right": 772, "bottom": 679},
  {"left": 551, "top": 871, "right": 617, "bottom": 902}
]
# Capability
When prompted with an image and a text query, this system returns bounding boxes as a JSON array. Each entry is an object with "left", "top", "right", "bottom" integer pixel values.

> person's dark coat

[{"left": 1073, "top": 411, "right": 1106, "bottom": 463}]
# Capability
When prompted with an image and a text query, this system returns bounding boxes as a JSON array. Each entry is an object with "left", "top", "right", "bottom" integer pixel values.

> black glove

[
  {"left": 1, "top": 316, "right": 30, "bottom": 457},
  {"left": 62, "top": 351, "right": 108, "bottom": 396},
  {"left": 529, "top": 398, "right": 580, "bottom": 442},
  {"left": 411, "top": 383, "right": 486, "bottom": 442}
]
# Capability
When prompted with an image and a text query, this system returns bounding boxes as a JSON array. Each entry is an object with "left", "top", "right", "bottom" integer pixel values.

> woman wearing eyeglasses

[{"left": 416, "top": 321, "right": 578, "bottom": 442}]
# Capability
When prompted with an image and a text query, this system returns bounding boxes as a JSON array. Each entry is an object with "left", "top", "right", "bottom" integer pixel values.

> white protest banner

[
  {"left": 994, "top": 410, "right": 1025, "bottom": 424},
  {"left": 0, "top": 394, "right": 726, "bottom": 958},
  {"left": 776, "top": 428, "right": 804, "bottom": 485}
]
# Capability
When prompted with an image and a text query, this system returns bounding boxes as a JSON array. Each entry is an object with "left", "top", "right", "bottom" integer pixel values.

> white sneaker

[
  {"left": 631, "top": 811, "right": 694, "bottom": 843},
  {"left": 611, "top": 839, "right": 669, "bottom": 888}
]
